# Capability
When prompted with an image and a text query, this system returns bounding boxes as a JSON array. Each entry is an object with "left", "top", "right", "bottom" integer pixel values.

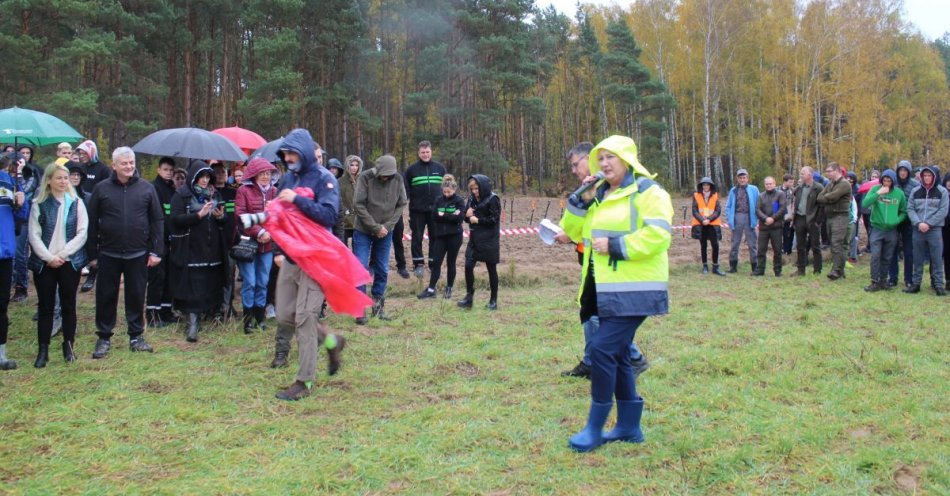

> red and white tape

[{"left": 402, "top": 225, "right": 693, "bottom": 241}]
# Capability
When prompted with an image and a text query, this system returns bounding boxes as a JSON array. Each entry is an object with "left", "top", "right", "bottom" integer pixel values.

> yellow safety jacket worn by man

[{"left": 560, "top": 135, "right": 674, "bottom": 317}]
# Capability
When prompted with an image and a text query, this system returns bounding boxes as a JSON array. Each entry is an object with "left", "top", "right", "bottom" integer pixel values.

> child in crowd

[
  {"left": 419, "top": 175, "right": 466, "bottom": 299},
  {"left": 458, "top": 175, "right": 501, "bottom": 310}
]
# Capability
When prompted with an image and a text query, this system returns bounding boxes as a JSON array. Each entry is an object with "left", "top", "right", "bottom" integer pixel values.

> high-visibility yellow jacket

[{"left": 559, "top": 135, "right": 673, "bottom": 317}]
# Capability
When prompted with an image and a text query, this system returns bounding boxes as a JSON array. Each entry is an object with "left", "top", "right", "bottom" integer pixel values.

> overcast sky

[{"left": 541, "top": 0, "right": 949, "bottom": 41}]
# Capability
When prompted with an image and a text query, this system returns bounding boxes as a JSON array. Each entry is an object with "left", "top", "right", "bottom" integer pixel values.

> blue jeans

[
  {"left": 590, "top": 316, "right": 646, "bottom": 403},
  {"left": 912, "top": 228, "right": 944, "bottom": 288},
  {"left": 14, "top": 228, "right": 29, "bottom": 289},
  {"left": 582, "top": 315, "right": 643, "bottom": 366},
  {"left": 238, "top": 252, "right": 274, "bottom": 308},
  {"left": 353, "top": 230, "right": 393, "bottom": 298}
]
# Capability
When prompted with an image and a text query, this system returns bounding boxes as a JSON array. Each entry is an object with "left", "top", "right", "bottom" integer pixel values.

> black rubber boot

[
  {"left": 243, "top": 307, "right": 255, "bottom": 334},
  {"left": 728, "top": 260, "right": 738, "bottom": 273},
  {"left": 186, "top": 313, "right": 200, "bottom": 342},
  {"left": 34, "top": 344, "right": 49, "bottom": 369},
  {"left": 254, "top": 306, "right": 266, "bottom": 331}
]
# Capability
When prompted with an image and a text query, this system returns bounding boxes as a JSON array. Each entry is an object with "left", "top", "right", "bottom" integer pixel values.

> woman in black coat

[
  {"left": 457, "top": 174, "right": 501, "bottom": 310},
  {"left": 168, "top": 161, "right": 228, "bottom": 342}
]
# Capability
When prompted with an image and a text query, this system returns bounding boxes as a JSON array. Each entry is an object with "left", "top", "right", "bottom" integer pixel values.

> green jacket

[{"left": 861, "top": 177, "right": 906, "bottom": 231}]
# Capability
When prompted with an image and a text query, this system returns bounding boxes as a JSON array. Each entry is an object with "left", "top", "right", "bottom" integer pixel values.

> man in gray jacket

[
  {"left": 904, "top": 165, "right": 948, "bottom": 295},
  {"left": 353, "top": 155, "right": 408, "bottom": 323}
]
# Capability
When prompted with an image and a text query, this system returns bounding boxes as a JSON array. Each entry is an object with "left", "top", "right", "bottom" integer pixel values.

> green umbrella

[{"left": 0, "top": 106, "right": 83, "bottom": 147}]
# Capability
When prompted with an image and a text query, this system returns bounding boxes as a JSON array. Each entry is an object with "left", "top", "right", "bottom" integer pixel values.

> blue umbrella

[
  {"left": 248, "top": 137, "right": 283, "bottom": 163},
  {"left": 0, "top": 107, "right": 83, "bottom": 146},
  {"left": 132, "top": 127, "right": 248, "bottom": 162}
]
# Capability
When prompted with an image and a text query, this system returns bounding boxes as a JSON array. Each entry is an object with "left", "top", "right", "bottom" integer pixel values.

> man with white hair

[{"left": 85, "top": 147, "right": 165, "bottom": 358}]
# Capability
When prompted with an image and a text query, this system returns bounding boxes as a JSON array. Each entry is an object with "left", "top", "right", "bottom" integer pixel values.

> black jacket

[
  {"left": 86, "top": 173, "right": 165, "bottom": 260},
  {"left": 464, "top": 174, "right": 501, "bottom": 264},
  {"left": 79, "top": 160, "right": 112, "bottom": 197},
  {"left": 404, "top": 159, "right": 447, "bottom": 212},
  {"left": 431, "top": 193, "right": 466, "bottom": 238}
]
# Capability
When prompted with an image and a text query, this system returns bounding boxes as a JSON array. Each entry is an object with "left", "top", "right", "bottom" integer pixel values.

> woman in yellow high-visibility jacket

[{"left": 560, "top": 135, "right": 673, "bottom": 453}]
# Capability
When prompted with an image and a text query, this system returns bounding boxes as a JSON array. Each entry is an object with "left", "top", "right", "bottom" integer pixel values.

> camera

[{"left": 240, "top": 212, "right": 267, "bottom": 229}]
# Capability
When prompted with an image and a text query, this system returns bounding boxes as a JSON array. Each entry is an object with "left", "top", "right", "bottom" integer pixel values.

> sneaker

[
  {"left": 413, "top": 266, "right": 424, "bottom": 279},
  {"left": 129, "top": 337, "right": 154, "bottom": 353},
  {"left": 631, "top": 354, "right": 651, "bottom": 379},
  {"left": 327, "top": 335, "right": 346, "bottom": 376},
  {"left": 561, "top": 361, "right": 591, "bottom": 379},
  {"left": 845, "top": 261, "right": 855, "bottom": 269},
  {"left": 11, "top": 287, "right": 27, "bottom": 303},
  {"left": 92, "top": 338, "right": 111, "bottom": 359},
  {"left": 275, "top": 381, "right": 311, "bottom": 401},
  {"left": 397, "top": 268, "right": 410, "bottom": 279},
  {"left": 417, "top": 288, "right": 436, "bottom": 299},
  {"left": 265, "top": 304, "right": 276, "bottom": 319}
]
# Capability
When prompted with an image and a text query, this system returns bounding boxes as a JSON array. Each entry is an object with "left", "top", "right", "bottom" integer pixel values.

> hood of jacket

[
  {"left": 468, "top": 174, "right": 494, "bottom": 206},
  {"left": 588, "top": 135, "right": 656, "bottom": 180},
  {"left": 896, "top": 160, "right": 914, "bottom": 185},
  {"left": 76, "top": 140, "right": 99, "bottom": 163},
  {"left": 66, "top": 161, "right": 85, "bottom": 189},
  {"left": 880, "top": 169, "right": 898, "bottom": 187},
  {"left": 243, "top": 157, "right": 277, "bottom": 182},
  {"left": 696, "top": 176, "right": 717, "bottom": 193},
  {"left": 374, "top": 155, "right": 398, "bottom": 177},
  {"left": 178, "top": 160, "right": 214, "bottom": 198},
  {"left": 277, "top": 128, "right": 317, "bottom": 175},
  {"left": 919, "top": 165, "right": 941, "bottom": 189},
  {"left": 327, "top": 158, "right": 344, "bottom": 178}
]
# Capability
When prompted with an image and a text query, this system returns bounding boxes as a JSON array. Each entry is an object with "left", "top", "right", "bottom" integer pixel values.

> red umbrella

[
  {"left": 211, "top": 126, "right": 267, "bottom": 152},
  {"left": 858, "top": 179, "right": 880, "bottom": 194}
]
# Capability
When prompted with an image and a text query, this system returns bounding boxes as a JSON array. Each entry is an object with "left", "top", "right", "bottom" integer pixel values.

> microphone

[{"left": 569, "top": 171, "right": 605, "bottom": 204}]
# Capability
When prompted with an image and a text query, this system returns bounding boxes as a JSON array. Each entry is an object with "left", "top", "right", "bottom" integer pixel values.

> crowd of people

[
  {"left": 691, "top": 161, "right": 949, "bottom": 295},
  {"left": 0, "top": 133, "right": 506, "bottom": 403}
]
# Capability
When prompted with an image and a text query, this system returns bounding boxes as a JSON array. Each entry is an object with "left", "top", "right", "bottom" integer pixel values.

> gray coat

[{"left": 907, "top": 168, "right": 949, "bottom": 228}]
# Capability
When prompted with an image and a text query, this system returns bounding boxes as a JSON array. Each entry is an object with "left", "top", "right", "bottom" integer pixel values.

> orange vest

[{"left": 691, "top": 192, "right": 721, "bottom": 226}]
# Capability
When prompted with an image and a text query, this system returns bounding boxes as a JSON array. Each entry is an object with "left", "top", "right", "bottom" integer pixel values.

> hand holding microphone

[{"left": 569, "top": 171, "right": 605, "bottom": 205}]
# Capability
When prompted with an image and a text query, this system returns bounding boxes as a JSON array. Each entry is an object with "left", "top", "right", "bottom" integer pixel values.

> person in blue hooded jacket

[
  {"left": 0, "top": 153, "right": 29, "bottom": 370},
  {"left": 271, "top": 128, "right": 346, "bottom": 401}
]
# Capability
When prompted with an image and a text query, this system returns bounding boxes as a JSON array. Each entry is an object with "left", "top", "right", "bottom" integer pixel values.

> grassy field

[{"left": 0, "top": 262, "right": 947, "bottom": 495}]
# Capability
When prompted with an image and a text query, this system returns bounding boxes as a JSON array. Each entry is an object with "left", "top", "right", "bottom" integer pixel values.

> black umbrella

[
  {"left": 248, "top": 137, "right": 283, "bottom": 163},
  {"left": 132, "top": 127, "right": 248, "bottom": 162}
]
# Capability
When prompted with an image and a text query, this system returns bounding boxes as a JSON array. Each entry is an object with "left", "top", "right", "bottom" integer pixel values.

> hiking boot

[
  {"left": 92, "top": 338, "right": 111, "bottom": 359},
  {"left": 327, "top": 335, "right": 346, "bottom": 376},
  {"left": 936, "top": 287, "right": 947, "bottom": 297},
  {"left": 34, "top": 344, "right": 49, "bottom": 369},
  {"left": 457, "top": 293, "right": 474, "bottom": 309},
  {"left": 631, "top": 353, "right": 651, "bottom": 379},
  {"left": 486, "top": 300, "right": 498, "bottom": 311},
  {"left": 417, "top": 288, "right": 436, "bottom": 299},
  {"left": 827, "top": 270, "right": 842, "bottom": 280},
  {"left": 712, "top": 264, "right": 726, "bottom": 276},
  {"left": 275, "top": 381, "right": 311, "bottom": 401},
  {"left": 702, "top": 264, "right": 709, "bottom": 274},
  {"left": 443, "top": 287, "right": 453, "bottom": 299},
  {"left": 129, "top": 336, "right": 154, "bottom": 353},
  {"left": 727, "top": 260, "right": 738, "bottom": 273},
  {"left": 413, "top": 266, "right": 425, "bottom": 279},
  {"left": 561, "top": 361, "right": 591, "bottom": 379},
  {"left": 80, "top": 275, "right": 96, "bottom": 293},
  {"left": 62, "top": 341, "right": 76, "bottom": 363},
  {"left": 864, "top": 281, "right": 883, "bottom": 292},
  {"left": 11, "top": 286, "right": 27, "bottom": 303},
  {"left": 397, "top": 268, "right": 410, "bottom": 279},
  {"left": 902, "top": 284, "right": 920, "bottom": 294},
  {"left": 270, "top": 350, "right": 289, "bottom": 369}
]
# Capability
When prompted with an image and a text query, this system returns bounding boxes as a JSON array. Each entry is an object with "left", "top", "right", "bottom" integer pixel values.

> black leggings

[
  {"left": 429, "top": 234, "right": 463, "bottom": 289},
  {"left": 0, "top": 259, "right": 11, "bottom": 345},
  {"left": 34, "top": 264, "right": 81, "bottom": 345},
  {"left": 699, "top": 225, "right": 719, "bottom": 265},
  {"left": 465, "top": 259, "right": 498, "bottom": 301}
]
